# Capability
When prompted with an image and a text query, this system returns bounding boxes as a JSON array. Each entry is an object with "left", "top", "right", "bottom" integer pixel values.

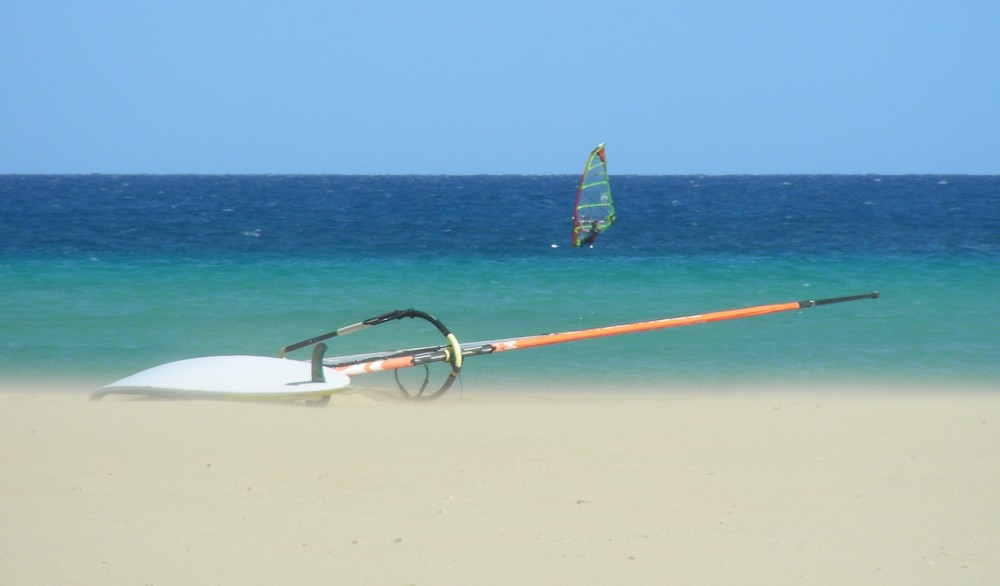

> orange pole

[
  {"left": 330, "top": 292, "right": 878, "bottom": 376},
  {"left": 491, "top": 301, "right": 803, "bottom": 353}
]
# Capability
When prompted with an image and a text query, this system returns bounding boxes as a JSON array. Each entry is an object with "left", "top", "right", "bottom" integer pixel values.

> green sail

[{"left": 571, "top": 143, "right": 615, "bottom": 247}]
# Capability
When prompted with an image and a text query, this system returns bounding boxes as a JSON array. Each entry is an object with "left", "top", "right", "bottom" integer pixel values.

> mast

[{"left": 325, "top": 292, "right": 880, "bottom": 377}]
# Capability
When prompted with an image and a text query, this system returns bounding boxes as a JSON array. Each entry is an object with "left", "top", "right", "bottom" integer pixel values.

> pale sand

[{"left": 1, "top": 384, "right": 998, "bottom": 585}]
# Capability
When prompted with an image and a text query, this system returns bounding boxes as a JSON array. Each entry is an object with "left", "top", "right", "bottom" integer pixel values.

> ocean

[{"left": 1, "top": 174, "right": 997, "bottom": 392}]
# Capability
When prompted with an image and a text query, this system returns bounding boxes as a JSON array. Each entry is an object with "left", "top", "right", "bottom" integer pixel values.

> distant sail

[{"left": 571, "top": 143, "right": 615, "bottom": 247}]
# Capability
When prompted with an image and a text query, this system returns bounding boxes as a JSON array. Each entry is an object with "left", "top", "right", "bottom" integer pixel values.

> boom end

[{"left": 799, "top": 291, "right": 879, "bottom": 308}]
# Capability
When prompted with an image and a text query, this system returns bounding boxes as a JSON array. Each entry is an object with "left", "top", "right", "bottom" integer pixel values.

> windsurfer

[
  {"left": 580, "top": 221, "right": 601, "bottom": 246},
  {"left": 571, "top": 143, "right": 614, "bottom": 247}
]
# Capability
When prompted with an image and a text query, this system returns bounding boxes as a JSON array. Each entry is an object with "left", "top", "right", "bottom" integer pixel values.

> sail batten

[{"left": 572, "top": 143, "right": 615, "bottom": 247}]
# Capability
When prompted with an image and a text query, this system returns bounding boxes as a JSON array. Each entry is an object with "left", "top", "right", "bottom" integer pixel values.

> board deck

[{"left": 94, "top": 355, "right": 351, "bottom": 400}]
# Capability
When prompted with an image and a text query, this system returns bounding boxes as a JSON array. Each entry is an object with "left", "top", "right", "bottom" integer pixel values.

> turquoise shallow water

[
  {"left": 1, "top": 174, "right": 997, "bottom": 391},
  {"left": 1, "top": 254, "right": 995, "bottom": 390}
]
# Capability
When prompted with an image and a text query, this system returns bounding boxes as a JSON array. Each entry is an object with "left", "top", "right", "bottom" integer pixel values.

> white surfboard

[{"left": 94, "top": 355, "right": 351, "bottom": 401}]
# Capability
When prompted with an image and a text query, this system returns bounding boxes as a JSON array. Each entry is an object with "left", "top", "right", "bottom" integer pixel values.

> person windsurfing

[
  {"left": 580, "top": 221, "right": 601, "bottom": 247},
  {"left": 571, "top": 143, "right": 615, "bottom": 247}
]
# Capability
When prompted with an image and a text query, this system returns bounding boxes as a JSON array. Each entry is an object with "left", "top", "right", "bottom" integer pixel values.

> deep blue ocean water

[{"left": 2, "top": 174, "right": 997, "bottom": 391}]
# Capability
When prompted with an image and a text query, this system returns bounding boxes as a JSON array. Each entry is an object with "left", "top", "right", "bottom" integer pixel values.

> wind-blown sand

[{"left": 1, "top": 384, "right": 998, "bottom": 585}]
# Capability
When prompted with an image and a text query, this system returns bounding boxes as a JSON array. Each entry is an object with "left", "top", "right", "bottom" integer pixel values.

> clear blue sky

[{"left": 2, "top": 2, "right": 998, "bottom": 174}]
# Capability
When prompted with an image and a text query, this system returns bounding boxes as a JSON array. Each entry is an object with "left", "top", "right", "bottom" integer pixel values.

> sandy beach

[{"left": 2, "top": 384, "right": 998, "bottom": 585}]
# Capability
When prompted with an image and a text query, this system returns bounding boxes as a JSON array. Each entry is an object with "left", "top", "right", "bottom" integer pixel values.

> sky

[{"left": 2, "top": 1, "right": 998, "bottom": 174}]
